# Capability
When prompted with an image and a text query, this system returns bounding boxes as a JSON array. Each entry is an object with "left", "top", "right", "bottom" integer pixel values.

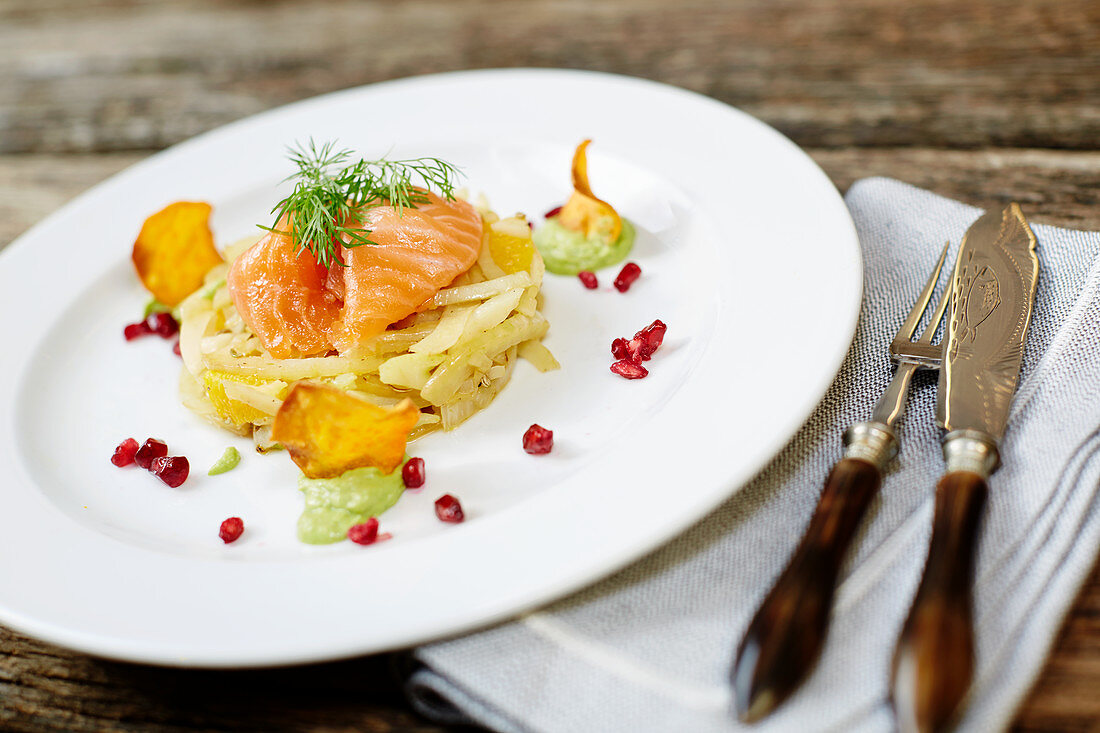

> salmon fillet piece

[
  {"left": 226, "top": 221, "right": 340, "bottom": 359},
  {"left": 227, "top": 194, "right": 483, "bottom": 358}
]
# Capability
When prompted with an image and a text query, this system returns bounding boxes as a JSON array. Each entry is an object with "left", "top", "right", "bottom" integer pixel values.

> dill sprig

[{"left": 260, "top": 139, "right": 463, "bottom": 268}]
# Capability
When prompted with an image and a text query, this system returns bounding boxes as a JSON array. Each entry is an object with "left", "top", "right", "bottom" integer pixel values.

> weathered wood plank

[
  {"left": 809, "top": 148, "right": 1100, "bottom": 231},
  {"left": 3, "top": 148, "right": 1097, "bottom": 250},
  {"left": 0, "top": 153, "right": 140, "bottom": 249},
  {"left": 0, "top": 627, "right": 442, "bottom": 732},
  {"left": 1, "top": 0, "right": 1098, "bottom": 154}
]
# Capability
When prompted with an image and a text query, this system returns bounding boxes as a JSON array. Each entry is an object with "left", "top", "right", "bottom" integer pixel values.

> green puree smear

[
  {"left": 208, "top": 447, "right": 241, "bottom": 476},
  {"left": 533, "top": 217, "right": 635, "bottom": 276},
  {"left": 297, "top": 458, "right": 408, "bottom": 544}
]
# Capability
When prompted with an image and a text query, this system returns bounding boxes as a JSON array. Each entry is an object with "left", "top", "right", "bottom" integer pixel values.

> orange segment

[
  {"left": 132, "top": 202, "right": 224, "bottom": 306},
  {"left": 488, "top": 226, "right": 535, "bottom": 274},
  {"left": 271, "top": 382, "right": 419, "bottom": 478},
  {"left": 202, "top": 371, "right": 283, "bottom": 427}
]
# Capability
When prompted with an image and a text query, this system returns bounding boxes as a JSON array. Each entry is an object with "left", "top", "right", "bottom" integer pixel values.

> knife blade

[{"left": 891, "top": 204, "right": 1039, "bottom": 733}]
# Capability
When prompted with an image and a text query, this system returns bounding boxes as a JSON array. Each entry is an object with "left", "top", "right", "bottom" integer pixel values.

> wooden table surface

[{"left": 2, "top": 1, "right": 1098, "bottom": 730}]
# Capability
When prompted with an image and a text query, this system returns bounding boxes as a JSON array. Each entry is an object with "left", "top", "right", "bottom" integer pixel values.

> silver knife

[{"left": 890, "top": 204, "right": 1040, "bottom": 733}]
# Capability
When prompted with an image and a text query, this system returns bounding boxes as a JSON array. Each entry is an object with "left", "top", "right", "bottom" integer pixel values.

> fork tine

[
  {"left": 893, "top": 241, "right": 950, "bottom": 342},
  {"left": 916, "top": 282, "right": 950, "bottom": 345}
]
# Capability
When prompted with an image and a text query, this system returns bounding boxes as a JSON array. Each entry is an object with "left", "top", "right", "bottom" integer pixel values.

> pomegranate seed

[
  {"left": 636, "top": 319, "right": 667, "bottom": 356},
  {"left": 434, "top": 494, "right": 465, "bottom": 523},
  {"left": 625, "top": 337, "right": 648, "bottom": 363},
  {"left": 613, "top": 262, "right": 642, "bottom": 293},
  {"left": 219, "top": 517, "right": 244, "bottom": 544},
  {"left": 150, "top": 311, "right": 179, "bottom": 338},
  {"left": 111, "top": 438, "right": 140, "bottom": 467},
  {"left": 523, "top": 424, "right": 554, "bottom": 455},
  {"left": 544, "top": 205, "right": 563, "bottom": 219},
  {"left": 172, "top": 339, "right": 181, "bottom": 356},
  {"left": 612, "top": 320, "right": 668, "bottom": 365},
  {"left": 134, "top": 438, "right": 168, "bottom": 469},
  {"left": 124, "top": 321, "right": 152, "bottom": 341},
  {"left": 347, "top": 518, "right": 380, "bottom": 545},
  {"left": 402, "top": 457, "right": 426, "bottom": 489},
  {"left": 611, "top": 359, "right": 649, "bottom": 379},
  {"left": 151, "top": 456, "right": 189, "bottom": 487},
  {"left": 578, "top": 271, "right": 598, "bottom": 289}
]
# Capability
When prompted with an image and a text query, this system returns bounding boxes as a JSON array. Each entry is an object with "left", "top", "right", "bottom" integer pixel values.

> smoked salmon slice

[
  {"left": 227, "top": 193, "right": 483, "bottom": 358},
  {"left": 227, "top": 219, "right": 340, "bottom": 359}
]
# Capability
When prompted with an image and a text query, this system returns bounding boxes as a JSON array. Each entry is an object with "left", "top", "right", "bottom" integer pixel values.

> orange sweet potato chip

[
  {"left": 271, "top": 382, "right": 419, "bottom": 478},
  {"left": 557, "top": 139, "right": 623, "bottom": 242},
  {"left": 132, "top": 201, "right": 223, "bottom": 306}
]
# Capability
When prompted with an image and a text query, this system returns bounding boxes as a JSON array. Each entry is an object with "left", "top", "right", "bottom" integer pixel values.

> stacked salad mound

[
  {"left": 122, "top": 138, "right": 658, "bottom": 545},
  {"left": 127, "top": 141, "right": 558, "bottom": 544},
  {"left": 130, "top": 142, "right": 557, "bottom": 452}
]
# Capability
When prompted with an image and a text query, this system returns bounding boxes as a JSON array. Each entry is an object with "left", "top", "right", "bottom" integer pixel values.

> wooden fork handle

[
  {"left": 891, "top": 470, "right": 988, "bottom": 733},
  {"left": 733, "top": 457, "right": 882, "bottom": 722}
]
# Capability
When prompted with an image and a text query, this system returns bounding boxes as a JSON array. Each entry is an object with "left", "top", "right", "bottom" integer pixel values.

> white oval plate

[{"left": 0, "top": 69, "right": 860, "bottom": 667}]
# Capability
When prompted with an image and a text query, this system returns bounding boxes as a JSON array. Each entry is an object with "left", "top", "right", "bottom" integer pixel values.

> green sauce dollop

[
  {"left": 208, "top": 446, "right": 241, "bottom": 476},
  {"left": 297, "top": 459, "right": 407, "bottom": 544},
  {"left": 533, "top": 217, "right": 635, "bottom": 276}
]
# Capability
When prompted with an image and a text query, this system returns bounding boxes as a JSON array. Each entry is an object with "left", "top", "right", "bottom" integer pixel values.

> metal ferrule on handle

[
  {"left": 844, "top": 421, "right": 899, "bottom": 469},
  {"left": 942, "top": 429, "right": 999, "bottom": 477}
]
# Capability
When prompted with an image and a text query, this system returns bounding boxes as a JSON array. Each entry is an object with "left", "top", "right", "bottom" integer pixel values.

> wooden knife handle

[
  {"left": 733, "top": 457, "right": 882, "bottom": 722},
  {"left": 891, "top": 470, "right": 988, "bottom": 733}
]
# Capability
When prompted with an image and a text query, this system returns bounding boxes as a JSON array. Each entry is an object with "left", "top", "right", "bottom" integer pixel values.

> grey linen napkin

[{"left": 406, "top": 178, "right": 1100, "bottom": 732}]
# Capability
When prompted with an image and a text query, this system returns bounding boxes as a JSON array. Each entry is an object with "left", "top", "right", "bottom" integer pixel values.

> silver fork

[{"left": 731, "top": 241, "right": 952, "bottom": 722}]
